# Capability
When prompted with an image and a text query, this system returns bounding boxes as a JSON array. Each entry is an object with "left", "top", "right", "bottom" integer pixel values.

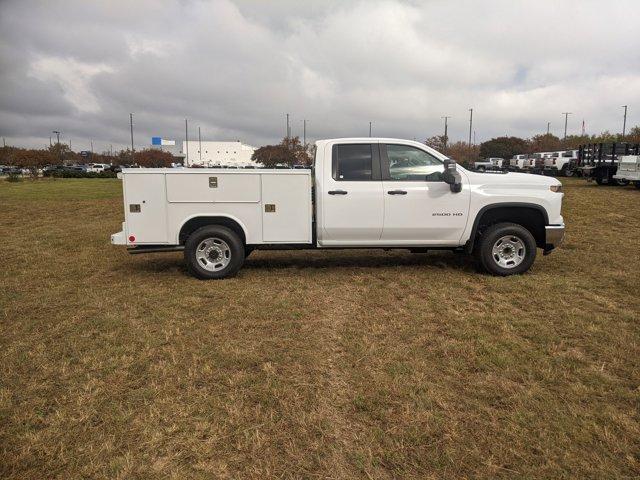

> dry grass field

[{"left": 1, "top": 177, "right": 639, "bottom": 479}]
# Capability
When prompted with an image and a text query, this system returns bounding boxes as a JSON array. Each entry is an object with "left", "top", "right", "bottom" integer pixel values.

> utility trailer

[{"left": 578, "top": 142, "right": 640, "bottom": 185}]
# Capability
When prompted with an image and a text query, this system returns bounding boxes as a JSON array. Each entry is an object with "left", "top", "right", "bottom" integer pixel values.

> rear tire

[
  {"left": 475, "top": 222, "right": 537, "bottom": 276},
  {"left": 184, "top": 225, "right": 245, "bottom": 279}
]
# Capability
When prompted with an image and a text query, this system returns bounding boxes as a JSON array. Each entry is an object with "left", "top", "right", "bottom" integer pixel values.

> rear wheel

[
  {"left": 475, "top": 222, "right": 537, "bottom": 276},
  {"left": 184, "top": 225, "right": 245, "bottom": 279}
]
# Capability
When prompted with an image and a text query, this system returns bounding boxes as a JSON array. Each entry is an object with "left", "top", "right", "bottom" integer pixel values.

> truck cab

[{"left": 112, "top": 138, "right": 565, "bottom": 279}]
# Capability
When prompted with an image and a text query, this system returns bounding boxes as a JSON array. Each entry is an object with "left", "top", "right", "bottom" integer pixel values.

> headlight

[{"left": 550, "top": 184, "right": 563, "bottom": 193}]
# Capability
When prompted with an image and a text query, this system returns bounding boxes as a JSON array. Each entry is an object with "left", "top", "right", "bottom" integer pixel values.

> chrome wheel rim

[
  {"left": 491, "top": 235, "right": 526, "bottom": 269},
  {"left": 195, "top": 237, "right": 231, "bottom": 272}
]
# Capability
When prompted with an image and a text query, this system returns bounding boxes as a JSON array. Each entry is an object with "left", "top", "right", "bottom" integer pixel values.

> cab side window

[
  {"left": 334, "top": 144, "right": 373, "bottom": 181},
  {"left": 386, "top": 144, "right": 442, "bottom": 181}
]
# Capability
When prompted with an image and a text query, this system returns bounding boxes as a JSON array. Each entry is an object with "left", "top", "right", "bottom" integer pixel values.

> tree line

[
  {"left": 0, "top": 143, "right": 176, "bottom": 172},
  {"left": 428, "top": 125, "right": 640, "bottom": 166}
]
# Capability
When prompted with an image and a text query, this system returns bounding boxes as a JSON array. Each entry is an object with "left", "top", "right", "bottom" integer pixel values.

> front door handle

[
  {"left": 328, "top": 190, "right": 348, "bottom": 195},
  {"left": 387, "top": 190, "right": 407, "bottom": 195}
]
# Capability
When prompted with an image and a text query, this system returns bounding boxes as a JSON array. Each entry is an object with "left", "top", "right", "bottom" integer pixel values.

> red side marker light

[{"left": 128, "top": 235, "right": 136, "bottom": 242}]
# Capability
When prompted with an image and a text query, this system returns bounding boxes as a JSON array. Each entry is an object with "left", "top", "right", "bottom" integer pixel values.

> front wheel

[
  {"left": 475, "top": 223, "right": 537, "bottom": 276},
  {"left": 184, "top": 225, "right": 245, "bottom": 279}
]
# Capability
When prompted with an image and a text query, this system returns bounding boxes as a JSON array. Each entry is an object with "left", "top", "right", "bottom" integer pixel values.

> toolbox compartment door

[
  {"left": 166, "top": 173, "right": 260, "bottom": 203},
  {"left": 261, "top": 174, "right": 312, "bottom": 243},
  {"left": 124, "top": 173, "right": 168, "bottom": 243}
]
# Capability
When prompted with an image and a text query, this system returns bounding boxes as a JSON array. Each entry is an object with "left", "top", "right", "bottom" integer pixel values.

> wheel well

[
  {"left": 471, "top": 206, "right": 546, "bottom": 249},
  {"left": 179, "top": 216, "right": 247, "bottom": 245}
]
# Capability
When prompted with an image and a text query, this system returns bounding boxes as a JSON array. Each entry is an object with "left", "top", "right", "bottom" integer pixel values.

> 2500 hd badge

[{"left": 433, "top": 212, "right": 464, "bottom": 216}]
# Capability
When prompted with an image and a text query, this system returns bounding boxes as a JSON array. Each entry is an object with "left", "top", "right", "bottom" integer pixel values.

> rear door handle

[
  {"left": 387, "top": 190, "right": 407, "bottom": 195},
  {"left": 328, "top": 190, "right": 348, "bottom": 195}
]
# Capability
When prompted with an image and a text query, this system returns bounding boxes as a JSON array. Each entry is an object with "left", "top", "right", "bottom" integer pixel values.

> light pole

[
  {"left": 547, "top": 122, "right": 550, "bottom": 135},
  {"left": 562, "top": 112, "right": 572, "bottom": 140},
  {"left": 129, "top": 113, "right": 135, "bottom": 162},
  {"left": 198, "top": 126, "right": 202, "bottom": 163},
  {"left": 303, "top": 119, "right": 307, "bottom": 145},
  {"left": 185, "top": 118, "right": 189, "bottom": 165},
  {"left": 468, "top": 108, "right": 473, "bottom": 146},
  {"left": 369, "top": 121, "right": 372, "bottom": 137},
  {"left": 285, "top": 113, "right": 290, "bottom": 139},
  {"left": 441, "top": 116, "right": 451, "bottom": 150},
  {"left": 622, "top": 105, "right": 628, "bottom": 139},
  {"left": 52, "top": 131, "right": 61, "bottom": 163}
]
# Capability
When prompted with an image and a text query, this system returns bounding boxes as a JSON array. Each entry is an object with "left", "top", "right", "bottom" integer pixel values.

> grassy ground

[{"left": 1, "top": 177, "right": 639, "bottom": 479}]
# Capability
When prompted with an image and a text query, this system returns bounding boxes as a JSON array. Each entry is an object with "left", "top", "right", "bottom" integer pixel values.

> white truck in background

[
  {"left": 613, "top": 155, "right": 640, "bottom": 188},
  {"left": 544, "top": 150, "right": 578, "bottom": 176},
  {"left": 473, "top": 157, "right": 505, "bottom": 172},
  {"left": 111, "top": 138, "right": 565, "bottom": 279}
]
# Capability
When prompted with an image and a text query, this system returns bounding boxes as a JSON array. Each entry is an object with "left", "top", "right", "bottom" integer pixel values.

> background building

[
  {"left": 182, "top": 140, "right": 257, "bottom": 167},
  {"left": 150, "top": 137, "right": 185, "bottom": 163}
]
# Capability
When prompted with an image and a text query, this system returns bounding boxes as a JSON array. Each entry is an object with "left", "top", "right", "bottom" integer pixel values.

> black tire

[
  {"left": 184, "top": 225, "right": 245, "bottom": 279},
  {"left": 245, "top": 246, "right": 255, "bottom": 258},
  {"left": 475, "top": 222, "right": 537, "bottom": 276},
  {"left": 595, "top": 174, "right": 605, "bottom": 185}
]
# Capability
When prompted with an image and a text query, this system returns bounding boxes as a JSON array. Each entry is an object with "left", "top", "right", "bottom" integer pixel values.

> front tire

[
  {"left": 475, "top": 222, "right": 537, "bottom": 276},
  {"left": 184, "top": 225, "right": 245, "bottom": 279}
]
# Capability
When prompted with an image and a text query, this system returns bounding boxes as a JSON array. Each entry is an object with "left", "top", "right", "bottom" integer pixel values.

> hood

[{"left": 463, "top": 169, "right": 560, "bottom": 187}]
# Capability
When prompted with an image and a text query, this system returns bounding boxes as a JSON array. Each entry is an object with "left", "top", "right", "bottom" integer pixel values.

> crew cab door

[
  {"left": 321, "top": 143, "right": 384, "bottom": 243},
  {"left": 380, "top": 143, "right": 470, "bottom": 244}
]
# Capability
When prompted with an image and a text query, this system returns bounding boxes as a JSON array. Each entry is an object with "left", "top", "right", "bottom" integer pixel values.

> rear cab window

[{"left": 332, "top": 144, "right": 381, "bottom": 181}]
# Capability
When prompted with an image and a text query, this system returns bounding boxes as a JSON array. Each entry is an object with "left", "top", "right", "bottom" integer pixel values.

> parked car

[
  {"left": 111, "top": 137, "right": 565, "bottom": 279},
  {"left": 86, "top": 163, "right": 111, "bottom": 172}
]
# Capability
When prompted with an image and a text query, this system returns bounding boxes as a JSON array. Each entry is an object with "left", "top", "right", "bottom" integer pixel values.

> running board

[{"left": 127, "top": 245, "right": 185, "bottom": 254}]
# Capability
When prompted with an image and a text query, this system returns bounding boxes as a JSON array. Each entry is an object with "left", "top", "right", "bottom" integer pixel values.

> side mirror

[{"left": 442, "top": 159, "right": 462, "bottom": 193}]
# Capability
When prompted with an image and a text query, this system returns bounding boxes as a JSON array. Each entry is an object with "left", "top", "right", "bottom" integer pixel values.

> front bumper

[{"left": 543, "top": 224, "right": 565, "bottom": 255}]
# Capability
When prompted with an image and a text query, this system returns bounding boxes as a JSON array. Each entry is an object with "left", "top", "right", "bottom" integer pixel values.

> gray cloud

[{"left": 0, "top": 0, "right": 639, "bottom": 152}]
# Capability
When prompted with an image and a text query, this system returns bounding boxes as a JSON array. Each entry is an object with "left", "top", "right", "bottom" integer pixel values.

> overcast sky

[{"left": 1, "top": 0, "right": 639, "bottom": 152}]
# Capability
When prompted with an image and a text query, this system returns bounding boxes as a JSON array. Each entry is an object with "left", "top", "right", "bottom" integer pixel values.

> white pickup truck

[
  {"left": 613, "top": 155, "right": 640, "bottom": 187},
  {"left": 111, "top": 138, "right": 565, "bottom": 278}
]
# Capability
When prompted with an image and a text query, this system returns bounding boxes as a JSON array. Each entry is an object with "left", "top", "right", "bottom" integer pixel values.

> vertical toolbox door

[
  {"left": 125, "top": 173, "right": 168, "bottom": 244},
  {"left": 261, "top": 173, "right": 312, "bottom": 243}
]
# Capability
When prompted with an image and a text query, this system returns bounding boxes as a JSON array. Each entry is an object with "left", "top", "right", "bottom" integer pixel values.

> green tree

[{"left": 479, "top": 136, "right": 528, "bottom": 159}]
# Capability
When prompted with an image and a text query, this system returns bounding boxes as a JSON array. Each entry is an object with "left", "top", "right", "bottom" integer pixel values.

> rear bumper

[
  {"left": 543, "top": 224, "right": 565, "bottom": 255},
  {"left": 111, "top": 230, "right": 126, "bottom": 245}
]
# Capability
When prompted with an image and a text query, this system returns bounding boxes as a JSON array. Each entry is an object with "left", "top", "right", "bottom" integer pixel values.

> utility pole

[
  {"left": 441, "top": 116, "right": 451, "bottom": 150},
  {"left": 49, "top": 136, "right": 52, "bottom": 147},
  {"left": 547, "top": 122, "right": 550, "bottom": 135},
  {"left": 2, "top": 137, "right": 5, "bottom": 148},
  {"left": 622, "top": 105, "right": 628, "bottom": 139},
  {"left": 303, "top": 119, "right": 307, "bottom": 145},
  {"left": 185, "top": 118, "right": 189, "bottom": 164},
  {"left": 285, "top": 113, "right": 290, "bottom": 139},
  {"left": 198, "top": 126, "right": 202, "bottom": 163},
  {"left": 110, "top": 144, "right": 113, "bottom": 157},
  {"left": 90, "top": 140, "right": 94, "bottom": 155},
  {"left": 562, "top": 112, "right": 571, "bottom": 140},
  {"left": 468, "top": 108, "right": 473, "bottom": 146},
  {"left": 369, "top": 121, "right": 372, "bottom": 137},
  {"left": 473, "top": 130, "right": 476, "bottom": 145},
  {"left": 129, "top": 113, "right": 135, "bottom": 162}
]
